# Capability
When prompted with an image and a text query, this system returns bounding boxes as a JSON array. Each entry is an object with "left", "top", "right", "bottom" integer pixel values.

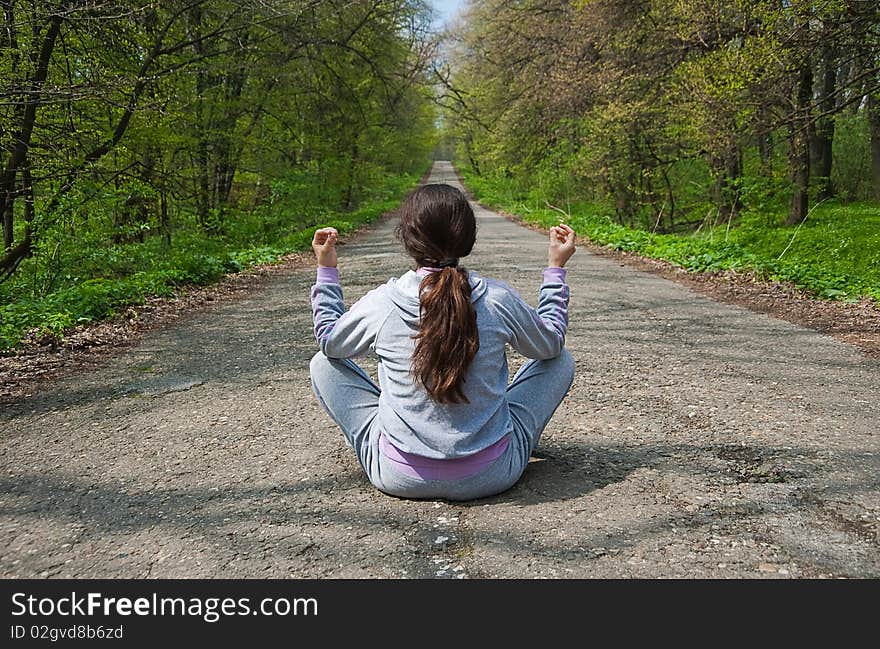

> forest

[
  {"left": 3, "top": 0, "right": 880, "bottom": 351},
  {"left": 0, "top": 0, "right": 436, "bottom": 349},
  {"left": 440, "top": 0, "right": 880, "bottom": 301}
]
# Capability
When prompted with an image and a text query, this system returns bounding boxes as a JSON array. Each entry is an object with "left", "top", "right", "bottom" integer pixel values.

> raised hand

[
  {"left": 312, "top": 227, "right": 339, "bottom": 268},
  {"left": 548, "top": 222, "right": 576, "bottom": 268}
]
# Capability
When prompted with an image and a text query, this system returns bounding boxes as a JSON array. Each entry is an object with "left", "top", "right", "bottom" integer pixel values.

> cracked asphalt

[{"left": 1, "top": 161, "right": 878, "bottom": 578}]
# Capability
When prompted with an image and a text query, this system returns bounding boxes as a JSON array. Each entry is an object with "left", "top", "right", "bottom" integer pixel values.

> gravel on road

[{"left": 1, "top": 161, "right": 877, "bottom": 578}]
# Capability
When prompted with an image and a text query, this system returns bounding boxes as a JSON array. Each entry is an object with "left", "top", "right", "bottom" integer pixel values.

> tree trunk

[
  {"left": 868, "top": 92, "right": 880, "bottom": 203},
  {"left": 755, "top": 100, "right": 773, "bottom": 170},
  {"left": 813, "top": 46, "right": 837, "bottom": 201},
  {"left": 196, "top": 127, "right": 211, "bottom": 231},
  {"left": 160, "top": 187, "right": 171, "bottom": 248},
  {"left": 0, "top": 161, "right": 35, "bottom": 281},
  {"left": 0, "top": 13, "right": 63, "bottom": 276},
  {"left": 786, "top": 63, "right": 813, "bottom": 226},
  {"left": 189, "top": 6, "right": 213, "bottom": 232},
  {"left": 344, "top": 141, "right": 359, "bottom": 210},
  {"left": 728, "top": 147, "right": 743, "bottom": 218},
  {"left": 715, "top": 141, "right": 743, "bottom": 223},
  {"left": 757, "top": 127, "right": 772, "bottom": 171},
  {"left": 2, "top": 202, "right": 12, "bottom": 251},
  {"left": 213, "top": 56, "right": 248, "bottom": 208},
  {"left": 660, "top": 165, "right": 675, "bottom": 230},
  {"left": 113, "top": 151, "right": 156, "bottom": 244}
]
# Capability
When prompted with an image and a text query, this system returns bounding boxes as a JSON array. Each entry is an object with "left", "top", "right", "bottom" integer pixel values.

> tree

[
  {"left": 1, "top": 0, "right": 437, "bottom": 284},
  {"left": 441, "top": 0, "right": 880, "bottom": 230}
]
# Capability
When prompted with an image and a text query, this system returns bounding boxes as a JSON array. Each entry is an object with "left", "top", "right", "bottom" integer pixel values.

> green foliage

[
  {"left": 445, "top": 0, "right": 880, "bottom": 232},
  {"left": 0, "top": 170, "right": 422, "bottom": 351},
  {"left": 464, "top": 169, "right": 880, "bottom": 302},
  {"left": 0, "top": 1, "right": 437, "bottom": 351}
]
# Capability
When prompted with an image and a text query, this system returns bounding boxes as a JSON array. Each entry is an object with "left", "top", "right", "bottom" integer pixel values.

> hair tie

[{"left": 436, "top": 258, "right": 459, "bottom": 268}]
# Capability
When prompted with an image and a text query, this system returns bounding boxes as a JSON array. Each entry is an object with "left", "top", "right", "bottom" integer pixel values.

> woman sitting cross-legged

[{"left": 309, "top": 183, "right": 576, "bottom": 501}]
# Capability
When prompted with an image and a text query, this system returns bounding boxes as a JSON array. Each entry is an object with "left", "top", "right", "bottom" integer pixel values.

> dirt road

[{"left": 2, "top": 161, "right": 877, "bottom": 578}]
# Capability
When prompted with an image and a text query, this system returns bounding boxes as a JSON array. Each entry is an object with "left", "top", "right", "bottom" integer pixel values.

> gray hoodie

[{"left": 310, "top": 266, "right": 569, "bottom": 459}]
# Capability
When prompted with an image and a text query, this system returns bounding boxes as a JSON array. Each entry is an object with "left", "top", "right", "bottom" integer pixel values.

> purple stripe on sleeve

[{"left": 316, "top": 266, "right": 340, "bottom": 284}]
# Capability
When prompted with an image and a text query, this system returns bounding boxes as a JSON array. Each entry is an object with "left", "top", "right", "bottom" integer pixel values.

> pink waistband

[{"left": 378, "top": 433, "right": 511, "bottom": 481}]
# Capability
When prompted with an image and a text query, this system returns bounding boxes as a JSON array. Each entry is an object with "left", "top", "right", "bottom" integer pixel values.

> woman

[{"left": 309, "top": 183, "right": 576, "bottom": 501}]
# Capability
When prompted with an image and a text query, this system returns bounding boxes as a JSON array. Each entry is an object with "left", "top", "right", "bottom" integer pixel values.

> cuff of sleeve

[
  {"left": 316, "top": 266, "right": 340, "bottom": 284},
  {"left": 542, "top": 267, "right": 567, "bottom": 284}
]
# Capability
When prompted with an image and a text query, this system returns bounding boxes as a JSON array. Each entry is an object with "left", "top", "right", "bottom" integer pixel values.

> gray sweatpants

[{"left": 309, "top": 350, "right": 575, "bottom": 501}]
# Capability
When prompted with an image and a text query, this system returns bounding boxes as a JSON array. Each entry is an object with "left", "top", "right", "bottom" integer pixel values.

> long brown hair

[{"left": 395, "top": 184, "right": 478, "bottom": 404}]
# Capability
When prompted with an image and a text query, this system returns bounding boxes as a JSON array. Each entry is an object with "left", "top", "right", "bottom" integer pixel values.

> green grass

[
  {"left": 462, "top": 169, "right": 880, "bottom": 302},
  {"left": 0, "top": 170, "right": 420, "bottom": 351}
]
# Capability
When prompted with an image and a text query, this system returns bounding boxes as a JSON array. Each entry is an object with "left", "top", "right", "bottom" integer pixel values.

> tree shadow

[
  {"left": 462, "top": 437, "right": 858, "bottom": 507},
  {"left": 1, "top": 438, "right": 875, "bottom": 577}
]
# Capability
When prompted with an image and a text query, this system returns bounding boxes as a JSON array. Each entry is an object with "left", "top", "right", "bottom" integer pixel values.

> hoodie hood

[{"left": 387, "top": 269, "right": 489, "bottom": 326}]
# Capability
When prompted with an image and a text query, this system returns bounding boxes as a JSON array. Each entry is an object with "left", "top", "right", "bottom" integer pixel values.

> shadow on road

[
  {"left": 0, "top": 440, "right": 859, "bottom": 530},
  {"left": 466, "top": 438, "right": 856, "bottom": 507},
  {"left": 1, "top": 436, "right": 874, "bottom": 576}
]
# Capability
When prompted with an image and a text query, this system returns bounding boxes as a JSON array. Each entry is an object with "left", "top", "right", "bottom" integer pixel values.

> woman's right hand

[
  {"left": 312, "top": 227, "right": 338, "bottom": 268},
  {"left": 548, "top": 223, "right": 576, "bottom": 268}
]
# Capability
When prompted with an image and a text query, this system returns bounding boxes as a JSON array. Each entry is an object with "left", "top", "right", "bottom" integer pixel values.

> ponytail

[
  {"left": 396, "top": 182, "right": 479, "bottom": 403},
  {"left": 412, "top": 266, "right": 479, "bottom": 404}
]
